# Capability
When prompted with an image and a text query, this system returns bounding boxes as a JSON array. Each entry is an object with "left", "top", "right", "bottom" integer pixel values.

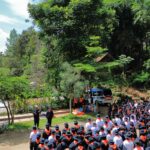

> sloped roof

[{"left": 95, "top": 53, "right": 113, "bottom": 62}]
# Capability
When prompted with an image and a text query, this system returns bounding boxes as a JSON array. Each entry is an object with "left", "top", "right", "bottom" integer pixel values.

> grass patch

[{"left": 7, "top": 113, "right": 96, "bottom": 131}]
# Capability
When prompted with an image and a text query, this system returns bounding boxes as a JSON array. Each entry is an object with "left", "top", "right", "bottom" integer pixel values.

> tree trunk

[
  {"left": 69, "top": 99, "right": 72, "bottom": 113},
  {"left": 7, "top": 101, "right": 14, "bottom": 124},
  {"left": 2, "top": 100, "right": 10, "bottom": 124}
]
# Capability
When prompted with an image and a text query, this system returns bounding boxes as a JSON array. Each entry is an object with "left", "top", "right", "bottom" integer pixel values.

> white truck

[{"left": 88, "top": 88, "right": 113, "bottom": 105}]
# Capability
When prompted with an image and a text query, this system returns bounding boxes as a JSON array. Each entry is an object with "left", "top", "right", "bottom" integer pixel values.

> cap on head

[
  {"left": 74, "top": 120, "right": 78, "bottom": 125},
  {"left": 37, "top": 132, "right": 41, "bottom": 138},
  {"left": 101, "top": 134, "right": 106, "bottom": 139},
  {"left": 47, "top": 142, "right": 53, "bottom": 148},
  {"left": 88, "top": 137, "right": 94, "bottom": 142},
  {"left": 33, "top": 126, "right": 37, "bottom": 130},
  {"left": 140, "top": 130, "right": 146, "bottom": 136},
  {"left": 134, "top": 139, "right": 141, "bottom": 146},
  {"left": 62, "top": 129, "right": 66, "bottom": 134},
  {"left": 114, "top": 130, "right": 119, "bottom": 135},
  {"left": 46, "top": 123, "right": 50, "bottom": 127},
  {"left": 66, "top": 131, "right": 71, "bottom": 136},
  {"left": 109, "top": 139, "right": 114, "bottom": 145},
  {"left": 88, "top": 118, "right": 91, "bottom": 121},
  {"left": 96, "top": 114, "right": 100, "bottom": 118},
  {"left": 51, "top": 130, "right": 56, "bottom": 134},
  {"left": 40, "top": 138, "right": 45, "bottom": 144},
  {"left": 64, "top": 122, "right": 69, "bottom": 127},
  {"left": 55, "top": 125, "right": 59, "bottom": 129}
]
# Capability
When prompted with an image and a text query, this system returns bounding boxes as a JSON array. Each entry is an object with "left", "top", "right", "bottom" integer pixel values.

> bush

[{"left": 132, "top": 72, "right": 150, "bottom": 87}]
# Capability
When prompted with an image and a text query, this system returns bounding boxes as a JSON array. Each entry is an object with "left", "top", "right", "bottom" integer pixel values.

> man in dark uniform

[
  {"left": 42, "top": 123, "right": 51, "bottom": 139},
  {"left": 55, "top": 125, "right": 61, "bottom": 136},
  {"left": 33, "top": 105, "right": 40, "bottom": 128},
  {"left": 64, "top": 131, "right": 74, "bottom": 147},
  {"left": 63, "top": 122, "right": 70, "bottom": 131},
  {"left": 57, "top": 138, "right": 68, "bottom": 150},
  {"left": 46, "top": 107, "right": 54, "bottom": 127},
  {"left": 69, "top": 136, "right": 79, "bottom": 150},
  {"left": 74, "top": 121, "right": 80, "bottom": 132}
]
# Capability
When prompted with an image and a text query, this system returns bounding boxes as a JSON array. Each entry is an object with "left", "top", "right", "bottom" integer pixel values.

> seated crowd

[{"left": 30, "top": 100, "right": 150, "bottom": 150}]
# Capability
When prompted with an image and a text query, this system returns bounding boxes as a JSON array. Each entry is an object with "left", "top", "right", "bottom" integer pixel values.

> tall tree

[
  {"left": 5, "top": 29, "right": 19, "bottom": 56},
  {"left": 28, "top": 0, "right": 104, "bottom": 87}
]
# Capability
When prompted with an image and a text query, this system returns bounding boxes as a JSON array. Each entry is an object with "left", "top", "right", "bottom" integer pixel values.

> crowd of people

[{"left": 29, "top": 99, "right": 150, "bottom": 150}]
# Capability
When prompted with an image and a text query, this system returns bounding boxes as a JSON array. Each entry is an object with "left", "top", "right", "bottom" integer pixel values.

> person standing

[
  {"left": 29, "top": 126, "right": 39, "bottom": 150},
  {"left": 33, "top": 105, "right": 40, "bottom": 128},
  {"left": 46, "top": 107, "right": 54, "bottom": 127}
]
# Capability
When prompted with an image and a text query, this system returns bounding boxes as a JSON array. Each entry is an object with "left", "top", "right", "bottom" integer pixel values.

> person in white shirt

[
  {"left": 106, "top": 128, "right": 113, "bottom": 141},
  {"left": 103, "top": 121, "right": 110, "bottom": 132},
  {"left": 99, "top": 126, "right": 106, "bottom": 135},
  {"left": 114, "top": 114, "right": 122, "bottom": 126},
  {"left": 105, "top": 116, "right": 113, "bottom": 129},
  {"left": 48, "top": 130, "right": 56, "bottom": 143},
  {"left": 130, "top": 115, "right": 137, "bottom": 127},
  {"left": 91, "top": 122, "right": 99, "bottom": 136},
  {"left": 29, "top": 126, "right": 40, "bottom": 150},
  {"left": 122, "top": 115, "right": 129, "bottom": 122},
  {"left": 95, "top": 114, "right": 104, "bottom": 129},
  {"left": 124, "top": 117, "right": 130, "bottom": 130},
  {"left": 85, "top": 118, "right": 92, "bottom": 131},
  {"left": 113, "top": 131, "right": 123, "bottom": 148},
  {"left": 123, "top": 133, "right": 134, "bottom": 150},
  {"left": 111, "top": 122, "right": 119, "bottom": 136}
]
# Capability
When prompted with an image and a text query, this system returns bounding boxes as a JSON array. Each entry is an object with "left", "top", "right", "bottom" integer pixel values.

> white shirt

[
  {"left": 123, "top": 140, "right": 134, "bottom": 150},
  {"left": 85, "top": 122, "right": 92, "bottom": 131},
  {"left": 107, "top": 134, "right": 113, "bottom": 141},
  {"left": 125, "top": 121, "right": 130, "bottom": 130},
  {"left": 113, "top": 135, "right": 123, "bottom": 147},
  {"left": 48, "top": 135, "right": 55, "bottom": 143},
  {"left": 107, "top": 120, "right": 113, "bottom": 128},
  {"left": 29, "top": 131, "right": 39, "bottom": 142},
  {"left": 115, "top": 117, "right": 122, "bottom": 126},
  {"left": 133, "top": 147, "right": 144, "bottom": 150},
  {"left": 96, "top": 118, "right": 104, "bottom": 129},
  {"left": 111, "top": 127, "right": 119, "bottom": 136},
  {"left": 91, "top": 126, "right": 99, "bottom": 136}
]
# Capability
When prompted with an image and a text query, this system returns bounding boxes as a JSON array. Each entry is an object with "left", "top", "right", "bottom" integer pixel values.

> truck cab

[{"left": 88, "top": 88, "right": 112, "bottom": 105}]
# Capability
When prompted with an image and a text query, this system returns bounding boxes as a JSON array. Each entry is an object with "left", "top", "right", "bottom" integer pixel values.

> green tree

[
  {"left": 28, "top": 0, "right": 104, "bottom": 87},
  {"left": 117, "top": 54, "right": 134, "bottom": 79},
  {"left": 5, "top": 29, "right": 19, "bottom": 56},
  {"left": 0, "top": 76, "right": 29, "bottom": 124},
  {"left": 59, "top": 62, "right": 86, "bottom": 113}
]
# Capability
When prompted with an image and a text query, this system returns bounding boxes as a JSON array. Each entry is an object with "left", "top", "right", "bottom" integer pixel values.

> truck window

[{"left": 103, "top": 89, "right": 112, "bottom": 96}]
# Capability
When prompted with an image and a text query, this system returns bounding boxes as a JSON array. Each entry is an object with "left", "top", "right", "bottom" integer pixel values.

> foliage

[
  {"left": 0, "top": 76, "right": 30, "bottom": 124},
  {"left": 59, "top": 62, "right": 86, "bottom": 112},
  {"left": 0, "top": 0, "right": 150, "bottom": 119},
  {"left": 74, "top": 63, "right": 96, "bottom": 72},
  {"left": 132, "top": 71, "right": 150, "bottom": 87},
  {"left": 144, "top": 59, "right": 150, "bottom": 71}
]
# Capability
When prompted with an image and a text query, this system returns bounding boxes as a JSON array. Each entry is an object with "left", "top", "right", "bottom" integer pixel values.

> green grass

[{"left": 8, "top": 113, "right": 96, "bottom": 131}]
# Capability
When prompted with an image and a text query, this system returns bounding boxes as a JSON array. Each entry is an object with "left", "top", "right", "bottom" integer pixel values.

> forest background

[{"left": 0, "top": 0, "right": 150, "bottom": 124}]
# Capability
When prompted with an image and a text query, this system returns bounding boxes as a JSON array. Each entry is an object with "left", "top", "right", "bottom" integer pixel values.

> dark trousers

[
  {"left": 30, "top": 142, "right": 37, "bottom": 150},
  {"left": 34, "top": 118, "right": 39, "bottom": 128},
  {"left": 47, "top": 118, "right": 52, "bottom": 126}
]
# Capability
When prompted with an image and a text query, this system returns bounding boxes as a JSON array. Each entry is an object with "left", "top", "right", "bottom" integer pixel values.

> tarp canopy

[{"left": 90, "top": 88, "right": 103, "bottom": 92}]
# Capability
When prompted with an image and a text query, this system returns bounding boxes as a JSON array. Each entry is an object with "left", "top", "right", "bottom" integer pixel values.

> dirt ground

[
  {"left": 0, "top": 122, "right": 86, "bottom": 150},
  {"left": 0, "top": 130, "right": 29, "bottom": 150}
]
